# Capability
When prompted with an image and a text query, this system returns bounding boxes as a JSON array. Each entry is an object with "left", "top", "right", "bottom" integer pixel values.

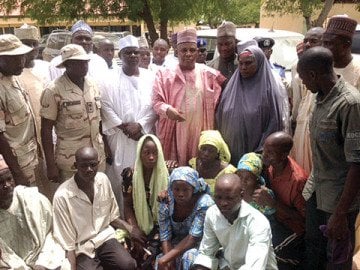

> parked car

[
  {"left": 42, "top": 30, "right": 126, "bottom": 63},
  {"left": 351, "top": 24, "right": 360, "bottom": 55},
  {"left": 112, "top": 31, "right": 131, "bottom": 39},
  {"left": 42, "top": 30, "right": 72, "bottom": 61},
  {"left": 197, "top": 28, "right": 304, "bottom": 73}
]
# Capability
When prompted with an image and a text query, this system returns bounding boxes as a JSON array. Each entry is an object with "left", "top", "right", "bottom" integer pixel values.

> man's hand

[
  {"left": 327, "top": 212, "right": 348, "bottom": 240},
  {"left": 157, "top": 258, "right": 176, "bottom": 270},
  {"left": 117, "top": 123, "right": 126, "bottom": 131},
  {"left": 157, "top": 189, "right": 169, "bottom": 203},
  {"left": 125, "top": 123, "right": 142, "bottom": 136},
  {"left": 165, "top": 160, "right": 178, "bottom": 169},
  {"left": 120, "top": 123, "right": 143, "bottom": 140},
  {"left": 252, "top": 187, "right": 275, "bottom": 208},
  {"left": 166, "top": 107, "right": 185, "bottom": 122},
  {"left": 165, "top": 160, "right": 178, "bottom": 174},
  {"left": 130, "top": 131, "right": 143, "bottom": 141},
  {"left": 129, "top": 225, "right": 147, "bottom": 245},
  {"left": 47, "top": 164, "right": 60, "bottom": 183}
]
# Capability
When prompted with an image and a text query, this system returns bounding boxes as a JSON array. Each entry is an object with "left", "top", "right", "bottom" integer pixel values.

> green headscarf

[{"left": 132, "top": 134, "right": 168, "bottom": 235}]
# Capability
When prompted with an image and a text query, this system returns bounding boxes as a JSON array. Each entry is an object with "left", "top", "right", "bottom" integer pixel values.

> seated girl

[
  {"left": 157, "top": 167, "right": 214, "bottom": 270},
  {"left": 189, "top": 130, "right": 236, "bottom": 194},
  {"left": 121, "top": 134, "right": 170, "bottom": 265},
  {"left": 236, "top": 152, "right": 275, "bottom": 216}
]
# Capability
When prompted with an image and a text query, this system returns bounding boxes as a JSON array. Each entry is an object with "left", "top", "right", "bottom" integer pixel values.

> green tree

[
  {"left": 0, "top": 0, "right": 199, "bottom": 42},
  {"left": 198, "top": 0, "right": 261, "bottom": 28},
  {"left": 262, "top": 0, "right": 337, "bottom": 30},
  {"left": 0, "top": 0, "right": 260, "bottom": 43}
]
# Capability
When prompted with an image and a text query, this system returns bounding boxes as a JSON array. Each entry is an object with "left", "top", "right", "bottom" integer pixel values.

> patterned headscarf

[
  {"left": 198, "top": 130, "right": 231, "bottom": 163},
  {"left": 169, "top": 166, "right": 210, "bottom": 194},
  {"left": 237, "top": 152, "right": 275, "bottom": 215},
  {"left": 237, "top": 152, "right": 264, "bottom": 184}
]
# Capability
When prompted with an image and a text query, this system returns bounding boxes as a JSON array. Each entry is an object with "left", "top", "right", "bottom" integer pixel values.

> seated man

[
  {"left": 253, "top": 131, "right": 307, "bottom": 267},
  {"left": 53, "top": 147, "right": 141, "bottom": 270},
  {"left": 193, "top": 173, "right": 278, "bottom": 270},
  {"left": 0, "top": 155, "right": 67, "bottom": 270}
]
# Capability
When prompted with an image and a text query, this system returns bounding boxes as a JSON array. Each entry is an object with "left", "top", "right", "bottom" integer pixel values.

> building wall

[
  {"left": 260, "top": 3, "right": 360, "bottom": 34},
  {"left": 0, "top": 16, "right": 143, "bottom": 36}
]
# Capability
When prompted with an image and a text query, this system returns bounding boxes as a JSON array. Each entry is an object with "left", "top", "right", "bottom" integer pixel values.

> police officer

[
  {"left": 41, "top": 44, "right": 105, "bottom": 183},
  {"left": 196, "top": 38, "right": 208, "bottom": 64},
  {"left": 0, "top": 34, "right": 38, "bottom": 186},
  {"left": 254, "top": 36, "right": 286, "bottom": 79}
]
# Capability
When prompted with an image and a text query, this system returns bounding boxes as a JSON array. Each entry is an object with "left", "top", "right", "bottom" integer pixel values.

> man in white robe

[
  {"left": 101, "top": 35, "right": 156, "bottom": 212},
  {"left": 0, "top": 155, "right": 68, "bottom": 270}
]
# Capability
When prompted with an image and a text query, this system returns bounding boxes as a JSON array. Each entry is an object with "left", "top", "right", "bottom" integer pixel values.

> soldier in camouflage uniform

[
  {"left": 41, "top": 44, "right": 105, "bottom": 183},
  {"left": 0, "top": 34, "right": 38, "bottom": 186}
]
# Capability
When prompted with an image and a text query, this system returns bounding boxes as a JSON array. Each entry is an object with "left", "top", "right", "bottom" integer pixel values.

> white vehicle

[
  {"left": 197, "top": 28, "right": 304, "bottom": 71},
  {"left": 351, "top": 24, "right": 360, "bottom": 55}
]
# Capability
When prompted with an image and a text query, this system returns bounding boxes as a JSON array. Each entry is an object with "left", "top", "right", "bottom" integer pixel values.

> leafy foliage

[
  {"left": 198, "top": 0, "right": 261, "bottom": 28},
  {"left": 0, "top": 0, "right": 261, "bottom": 41},
  {"left": 262, "top": 0, "right": 358, "bottom": 30},
  {"left": 262, "top": 0, "right": 323, "bottom": 18}
]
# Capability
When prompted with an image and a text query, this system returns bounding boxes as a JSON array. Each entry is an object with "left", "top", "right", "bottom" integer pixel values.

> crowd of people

[{"left": 0, "top": 13, "right": 359, "bottom": 270}]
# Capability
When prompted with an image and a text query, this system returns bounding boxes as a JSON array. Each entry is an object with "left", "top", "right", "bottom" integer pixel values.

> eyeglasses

[{"left": 199, "top": 48, "right": 207, "bottom": 53}]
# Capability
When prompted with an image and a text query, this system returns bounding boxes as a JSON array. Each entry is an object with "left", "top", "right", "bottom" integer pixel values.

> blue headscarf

[{"left": 169, "top": 166, "right": 210, "bottom": 194}]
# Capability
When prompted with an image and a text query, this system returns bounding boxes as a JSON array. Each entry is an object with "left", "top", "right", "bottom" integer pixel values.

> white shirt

[
  {"left": 148, "top": 55, "right": 175, "bottom": 73},
  {"left": 53, "top": 172, "right": 120, "bottom": 257},
  {"left": 163, "top": 54, "right": 178, "bottom": 69},
  {"left": 194, "top": 201, "right": 278, "bottom": 270},
  {"left": 107, "top": 61, "right": 121, "bottom": 77},
  {"left": 48, "top": 52, "right": 109, "bottom": 88},
  {"left": 33, "top": 59, "right": 51, "bottom": 84}
]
